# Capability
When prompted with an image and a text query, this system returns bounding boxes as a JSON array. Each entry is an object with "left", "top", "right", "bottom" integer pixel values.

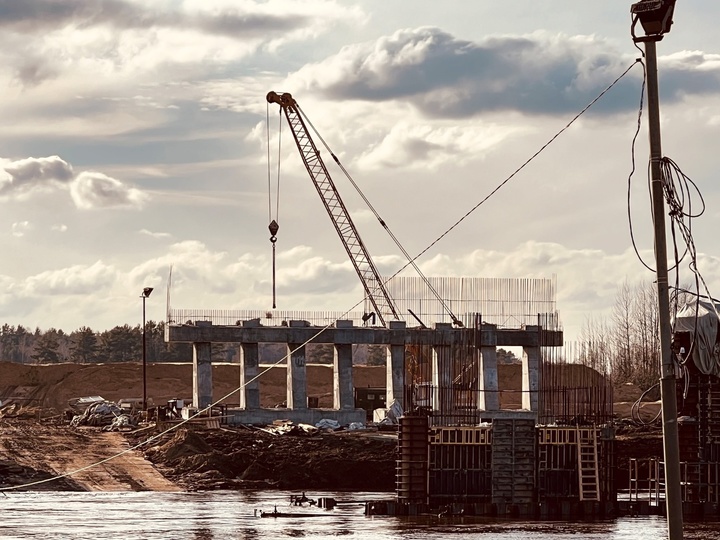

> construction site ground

[{"left": 0, "top": 361, "right": 661, "bottom": 492}]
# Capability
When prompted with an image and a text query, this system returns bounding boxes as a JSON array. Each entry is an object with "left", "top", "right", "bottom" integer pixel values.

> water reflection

[
  {"left": 193, "top": 528, "right": 213, "bottom": 540},
  {"left": 1, "top": 491, "right": 719, "bottom": 540},
  {"left": 241, "top": 528, "right": 260, "bottom": 539}
]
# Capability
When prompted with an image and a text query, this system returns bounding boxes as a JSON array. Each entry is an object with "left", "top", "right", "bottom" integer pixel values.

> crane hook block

[{"left": 269, "top": 220, "right": 279, "bottom": 243}]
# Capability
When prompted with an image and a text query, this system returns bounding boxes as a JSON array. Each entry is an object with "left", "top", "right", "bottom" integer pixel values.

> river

[{"left": 1, "top": 491, "right": 717, "bottom": 539}]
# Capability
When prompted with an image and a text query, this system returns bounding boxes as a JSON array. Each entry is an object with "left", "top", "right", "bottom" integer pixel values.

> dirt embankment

[
  {"left": 128, "top": 427, "right": 398, "bottom": 492},
  {"left": 0, "top": 361, "right": 665, "bottom": 493},
  {"left": 0, "top": 417, "right": 397, "bottom": 493},
  {"left": 0, "top": 361, "right": 389, "bottom": 416},
  {"left": 0, "top": 418, "right": 179, "bottom": 491}
]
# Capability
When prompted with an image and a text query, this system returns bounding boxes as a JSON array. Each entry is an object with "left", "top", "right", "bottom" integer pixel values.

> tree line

[
  {"left": 1, "top": 280, "right": 673, "bottom": 382},
  {"left": 576, "top": 280, "right": 686, "bottom": 390},
  {"left": 0, "top": 321, "right": 207, "bottom": 364}
]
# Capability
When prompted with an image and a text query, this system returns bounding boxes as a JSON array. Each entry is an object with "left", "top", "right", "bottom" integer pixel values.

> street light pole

[
  {"left": 631, "top": 2, "right": 682, "bottom": 538},
  {"left": 141, "top": 287, "right": 154, "bottom": 413}
]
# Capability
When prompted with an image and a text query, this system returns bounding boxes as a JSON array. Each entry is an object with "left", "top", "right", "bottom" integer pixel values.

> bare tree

[
  {"left": 578, "top": 315, "right": 612, "bottom": 375},
  {"left": 610, "top": 281, "right": 635, "bottom": 384},
  {"left": 632, "top": 282, "right": 660, "bottom": 389}
]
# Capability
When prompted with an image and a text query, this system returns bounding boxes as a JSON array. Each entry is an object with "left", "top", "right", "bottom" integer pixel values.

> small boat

[{"left": 258, "top": 508, "right": 329, "bottom": 518}]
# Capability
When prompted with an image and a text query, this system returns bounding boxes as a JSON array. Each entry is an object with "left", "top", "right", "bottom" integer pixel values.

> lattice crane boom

[{"left": 266, "top": 91, "right": 400, "bottom": 327}]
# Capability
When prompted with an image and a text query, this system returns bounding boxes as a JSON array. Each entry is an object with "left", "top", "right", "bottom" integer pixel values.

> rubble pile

[{"left": 70, "top": 401, "right": 136, "bottom": 429}]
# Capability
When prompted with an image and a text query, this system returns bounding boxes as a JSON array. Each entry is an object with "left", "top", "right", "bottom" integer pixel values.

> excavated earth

[{"left": 0, "top": 361, "right": 663, "bottom": 492}]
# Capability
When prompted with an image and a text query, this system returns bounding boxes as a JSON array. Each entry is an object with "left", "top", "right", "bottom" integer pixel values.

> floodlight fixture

[
  {"left": 631, "top": 0, "right": 676, "bottom": 41},
  {"left": 142, "top": 287, "right": 154, "bottom": 298}
]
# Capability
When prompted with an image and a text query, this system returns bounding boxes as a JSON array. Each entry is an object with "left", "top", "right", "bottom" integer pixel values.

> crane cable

[
  {"left": 267, "top": 103, "right": 282, "bottom": 308},
  {"left": 294, "top": 60, "right": 639, "bottom": 325},
  {"left": 1, "top": 62, "right": 646, "bottom": 494},
  {"left": 297, "top": 104, "right": 463, "bottom": 327}
]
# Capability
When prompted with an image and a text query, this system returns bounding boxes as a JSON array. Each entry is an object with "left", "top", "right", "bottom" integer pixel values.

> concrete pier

[
  {"left": 192, "top": 342, "right": 212, "bottom": 409},
  {"left": 240, "top": 342, "right": 260, "bottom": 409},
  {"left": 522, "top": 328, "right": 541, "bottom": 411},
  {"left": 432, "top": 324, "right": 453, "bottom": 413},
  {"left": 165, "top": 317, "right": 562, "bottom": 426},
  {"left": 287, "top": 341, "right": 307, "bottom": 410},
  {"left": 334, "top": 343, "right": 354, "bottom": 410},
  {"left": 479, "top": 343, "right": 499, "bottom": 411},
  {"left": 386, "top": 320, "right": 406, "bottom": 408}
]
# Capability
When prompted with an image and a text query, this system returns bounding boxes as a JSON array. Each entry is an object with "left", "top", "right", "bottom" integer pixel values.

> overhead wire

[
  {"left": 2, "top": 60, "right": 645, "bottom": 493},
  {"left": 0, "top": 295, "right": 372, "bottom": 493},
  {"left": 626, "top": 11, "right": 716, "bottom": 401},
  {"left": 392, "top": 59, "right": 642, "bottom": 279},
  {"left": 296, "top": 104, "right": 462, "bottom": 326}
]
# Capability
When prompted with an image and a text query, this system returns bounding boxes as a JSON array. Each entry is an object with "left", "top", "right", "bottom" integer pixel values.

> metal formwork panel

[
  {"left": 429, "top": 426, "right": 492, "bottom": 445},
  {"left": 428, "top": 426, "right": 493, "bottom": 503}
]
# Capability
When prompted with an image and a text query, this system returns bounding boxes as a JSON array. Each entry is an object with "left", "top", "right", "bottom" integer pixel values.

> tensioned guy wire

[{"left": 1, "top": 60, "right": 640, "bottom": 493}]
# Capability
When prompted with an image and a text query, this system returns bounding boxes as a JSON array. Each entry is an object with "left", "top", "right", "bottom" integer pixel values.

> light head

[{"left": 631, "top": 0, "right": 676, "bottom": 41}]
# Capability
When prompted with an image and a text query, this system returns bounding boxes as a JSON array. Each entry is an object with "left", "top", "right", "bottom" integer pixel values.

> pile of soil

[{"left": 132, "top": 427, "right": 397, "bottom": 492}]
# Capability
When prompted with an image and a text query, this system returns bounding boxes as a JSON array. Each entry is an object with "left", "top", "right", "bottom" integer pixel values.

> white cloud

[
  {"left": 287, "top": 27, "right": 720, "bottom": 118},
  {"left": 70, "top": 171, "right": 148, "bottom": 210},
  {"left": 11, "top": 221, "right": 32, "bottom": 237},
  {"left": 357, "top": 121, "right": 521, "bottom": 170},
  {"left": 0, "top": 155, "right": 73, "bottom": 198},
  {"left": 0, "top": 155, "right": 148, "bottom": 210},
  {"left": 22, "top": 261, "right": 118, "bottom": 296},
  {"left": 139, "top": 228, "right": 171, "bottom": 239},
  {"left": 51, "top": 224, "right": 68, "bottom": 232}
]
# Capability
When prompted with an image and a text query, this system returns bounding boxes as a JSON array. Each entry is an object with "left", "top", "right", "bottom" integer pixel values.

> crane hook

[
  {"left": 269, "top": 220, "right": 279, "bottom": 308},
  {"left": 269, "top": 220, "right": 279, "bottom": 243}
]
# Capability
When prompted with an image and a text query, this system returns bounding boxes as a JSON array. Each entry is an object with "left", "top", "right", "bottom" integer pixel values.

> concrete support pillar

[
  {"left": 478, "top": 346, "right": 499, "bottom": 411},
  {"left": 432, "top": 324, "right": 453, "bottom": 414},
  {"left": 386, "top": 320, "right": 406, "bottom": 410},
  {"left": 192, "top": 342, "right": 212, "bottom": 410},
  {"left": 240, "top": 342, "right": 260, "bottom": 409},
  {"left": 287, "top": 343, "right": 307, "bottom": 410},
  {"left": 522, "top": 334, "right": 540, "bottom": 411},
  {"left": 334, "top": 343, "right": 354, "bottom": 410}
]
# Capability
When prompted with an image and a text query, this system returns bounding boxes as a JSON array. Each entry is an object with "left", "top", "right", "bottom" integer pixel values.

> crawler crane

[{"left": 266, "top": 91, "right": 400, "bottom": 327}]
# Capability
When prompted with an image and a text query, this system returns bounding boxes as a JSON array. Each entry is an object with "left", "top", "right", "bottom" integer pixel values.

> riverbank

[{"left": 0, "top": 417, "right": 397, "bottom": 492}]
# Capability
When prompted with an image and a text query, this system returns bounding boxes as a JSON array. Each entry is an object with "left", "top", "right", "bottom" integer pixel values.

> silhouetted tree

[
  {"left": 31, "top": 329, "right": 63, "bottom": 364},
  {"left": 99, "top": 324, "right": 141, "bottom": 362},
  {"left": 70, "top": 327, "right": 99, "bottom": 363}
]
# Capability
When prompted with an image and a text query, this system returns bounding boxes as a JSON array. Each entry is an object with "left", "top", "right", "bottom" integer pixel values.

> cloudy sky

[{"left": 1, "top": 0, "right": 719, "bottom": 340}]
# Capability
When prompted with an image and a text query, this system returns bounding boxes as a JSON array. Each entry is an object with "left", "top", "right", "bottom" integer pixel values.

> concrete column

[
  {"left": 478, "top": 346, "right": 499, "bottom": 411},
  {"left": 386, "top": 320, "right": 406, "bottom": 410},
  {"left": 192, "top": 342, "right": 212, "bottom": 410},
  {"left": 287, "top": 343, "right": 307, "bottom": 410},
  {"left": 240, "top": 342, "right": 260, "bottom": 409},
  {"left": 334, "top": 343, "right": 354, "bottom": 410},
  {"left": 522, "top": 340, "right": 540, "bottom": 412},
  {"left": 432, "top": 324, "right": 453, "bottom": 414}
]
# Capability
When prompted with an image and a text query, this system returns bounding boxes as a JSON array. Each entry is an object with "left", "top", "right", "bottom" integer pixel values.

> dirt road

[{"left": 0, "top": 419, "right": 179, "bottom": 492}]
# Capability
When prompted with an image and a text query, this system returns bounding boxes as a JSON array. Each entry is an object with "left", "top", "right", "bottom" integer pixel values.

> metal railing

[{"left": 167, "top": 308, "right": 369, "bottom": 327}]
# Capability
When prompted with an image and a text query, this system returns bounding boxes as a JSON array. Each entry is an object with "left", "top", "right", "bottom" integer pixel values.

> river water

[{"left": 1, "top": 491, "right": 718, "bottom": 540}]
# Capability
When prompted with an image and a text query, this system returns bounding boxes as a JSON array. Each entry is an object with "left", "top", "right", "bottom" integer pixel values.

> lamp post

[
  {"left": 141, "top": 287, "right": 154, "bottom": 412},
  {"left": 630, "top": 1, "right": 682, "bottom": 538}
]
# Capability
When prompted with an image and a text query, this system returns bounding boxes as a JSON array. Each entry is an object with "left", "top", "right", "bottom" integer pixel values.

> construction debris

[
  {"left": 262, "top": 420, "right": 319, "bottom": 436},
  {"left": 70, "top": 400, "right": 135, "bottom": 428}
]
